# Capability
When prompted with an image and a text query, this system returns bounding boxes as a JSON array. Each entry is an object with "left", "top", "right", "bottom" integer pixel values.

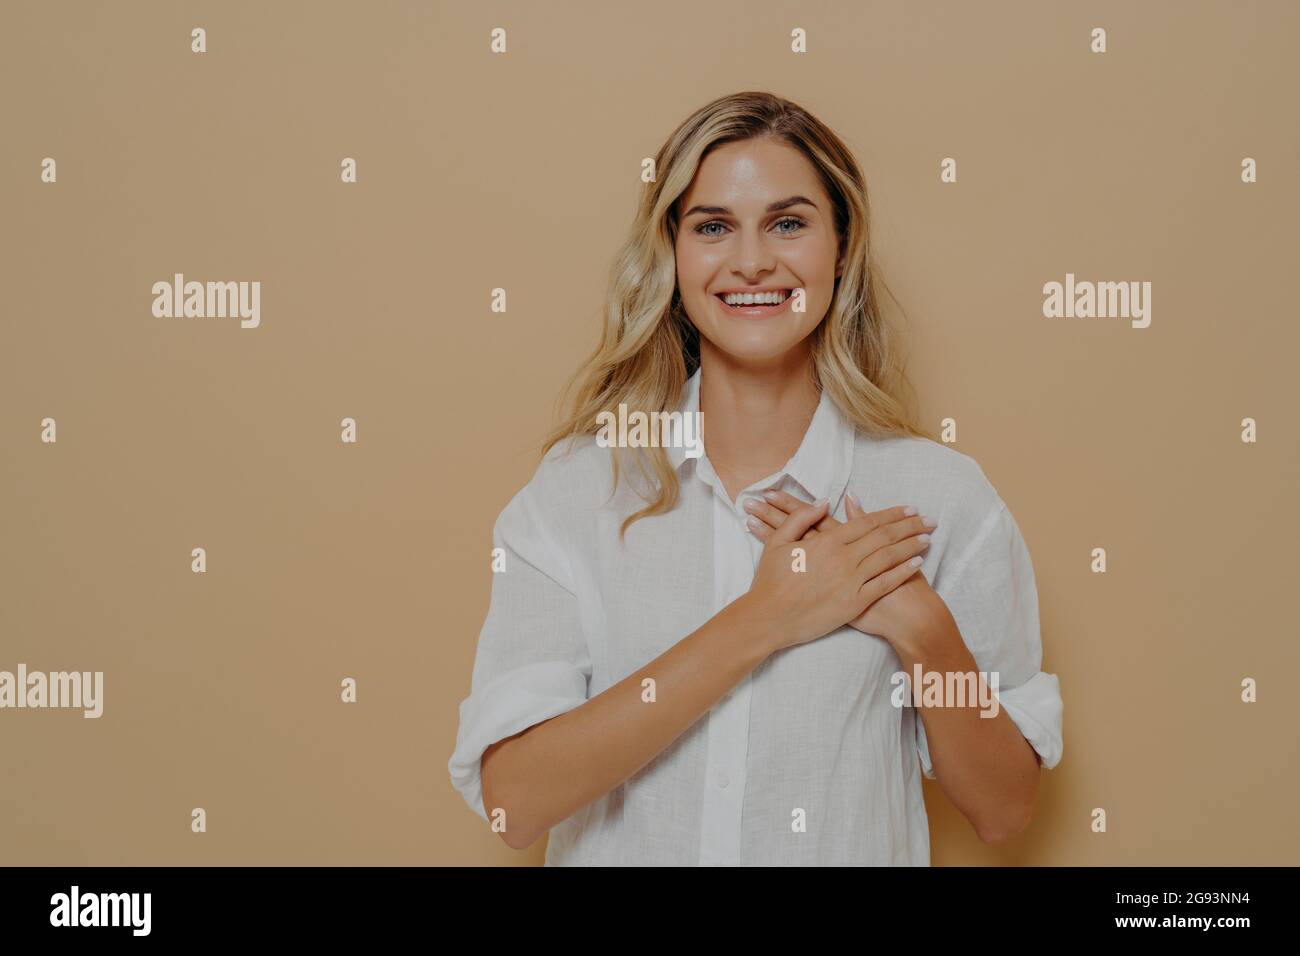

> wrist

[
  {"left": 888, "top": 587, "right": 962, "bottom": 664},
  {"left": 726, "top": 592, "right": 786, "bottom": 664},
  {"left": 892, "top": 617, "right": 968, "bottom": 674}
]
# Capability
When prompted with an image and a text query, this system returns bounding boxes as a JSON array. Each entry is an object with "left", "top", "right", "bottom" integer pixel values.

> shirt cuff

[
  {"left": 447, "top": 661, "right": 589, "bottom": 822},
  {"left": 915, "top": 670, "right": 1063, "bottom": 779}
]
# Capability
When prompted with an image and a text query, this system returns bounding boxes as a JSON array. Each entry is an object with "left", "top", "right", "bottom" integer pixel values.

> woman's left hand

[{"left": 743, "top": 489, "right": 957, "bottom": 658}]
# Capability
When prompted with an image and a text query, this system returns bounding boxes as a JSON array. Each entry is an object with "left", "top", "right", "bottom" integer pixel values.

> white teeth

[{"left": 721, "top": 290, "right": 789, "bottom": 306}]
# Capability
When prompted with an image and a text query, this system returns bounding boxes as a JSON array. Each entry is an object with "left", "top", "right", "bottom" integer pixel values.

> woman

[{"left": 448, "top": 91, "right": 1063, "bottom": 865}]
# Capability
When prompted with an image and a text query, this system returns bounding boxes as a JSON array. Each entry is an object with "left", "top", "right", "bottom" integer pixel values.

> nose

[{"left": 729, "top": 224, "right": 777, "bottom": 280}]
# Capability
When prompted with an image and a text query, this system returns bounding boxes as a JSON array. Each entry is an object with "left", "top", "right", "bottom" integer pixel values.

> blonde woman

[{"left": 448, "top": 91, "right": 1063, "bottom": 865}]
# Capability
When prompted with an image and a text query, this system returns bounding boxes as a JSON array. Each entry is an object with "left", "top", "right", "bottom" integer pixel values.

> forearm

[
  {"left": 895, "top": 625, "right": 1041, "bottom": 845},
  {"left": 480, "top": 593, "right": 776, "bottom": 849}
]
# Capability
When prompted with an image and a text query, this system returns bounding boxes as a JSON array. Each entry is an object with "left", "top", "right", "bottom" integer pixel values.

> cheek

[
  {"left": 793, "top": 242, "right": 838, "bottom": 284},
  {"left": 675, "top": 249, "right": 718, "bottom": 294},
  {"left": 796, "top": 250, "right": 839, "bottom": 313}
]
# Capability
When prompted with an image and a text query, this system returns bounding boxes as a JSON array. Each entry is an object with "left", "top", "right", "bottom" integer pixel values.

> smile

[{"left": 713, "top": 289, "right": 796, "bottom": 316}]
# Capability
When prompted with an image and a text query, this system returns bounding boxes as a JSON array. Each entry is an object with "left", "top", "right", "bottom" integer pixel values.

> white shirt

[{"left": 448, "top": 366, "right": 1063, "bottom": 865}]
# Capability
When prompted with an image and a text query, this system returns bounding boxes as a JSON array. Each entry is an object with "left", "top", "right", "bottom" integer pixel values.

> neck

[{"left": 697, "top": 341, "right": 821, "bottom": 485}]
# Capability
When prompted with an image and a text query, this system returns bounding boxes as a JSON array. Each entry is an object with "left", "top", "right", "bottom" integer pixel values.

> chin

[{"left": 709, "top": 336, "right": 806, "bottom": 365}]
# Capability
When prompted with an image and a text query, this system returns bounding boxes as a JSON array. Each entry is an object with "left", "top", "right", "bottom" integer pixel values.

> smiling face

[{"left": 674, "top": 136, "right": 843, "bottom": 369}]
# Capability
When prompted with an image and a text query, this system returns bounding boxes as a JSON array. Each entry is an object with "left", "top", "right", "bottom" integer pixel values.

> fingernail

[
  {"left": 917, "top": 533, "right": 931, "bottom": 545},
  {"left": 903, "top": 506, "right": 918, "bottom": 516},
  {"left": 921, "top": 515, "right": 937, "bottom": 529},
  {"left": 746, "top": 516, "right": 762, "bottom": 532},
  {"left": 762, "top": 489, "right": 780, "bottom": 501},
  {"left": 742, "top": 498, "right": 759, "bottom": 513},
  {"left": 847, "top": 491, "right": 860, "bottom": 508}
]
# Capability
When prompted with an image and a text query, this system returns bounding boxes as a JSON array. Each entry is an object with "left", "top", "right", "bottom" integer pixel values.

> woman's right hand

[{"left": 742, "top": 499, "right": 932, "bottom": 654}]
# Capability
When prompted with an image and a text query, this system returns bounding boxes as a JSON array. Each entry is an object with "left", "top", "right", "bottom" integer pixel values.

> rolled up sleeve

[
  {"left": 447, "top": 482, "right": 593, "bottom": 822},
  {"left": 916, "top": 496, "right": 1063, "bottom": 780}
]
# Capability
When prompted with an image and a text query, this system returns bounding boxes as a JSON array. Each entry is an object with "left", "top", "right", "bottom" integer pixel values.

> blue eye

[{"left": 694, "top": 216, "right": 807, "bottom": 237}]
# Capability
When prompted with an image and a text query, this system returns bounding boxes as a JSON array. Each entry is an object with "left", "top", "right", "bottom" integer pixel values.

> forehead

[{"left": 679, "top": 137, "right": 825, "bottom": 211}]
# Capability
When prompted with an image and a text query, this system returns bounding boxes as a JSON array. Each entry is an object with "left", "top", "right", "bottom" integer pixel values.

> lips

[{"left": 713, "top": 291, "right": 795, "bottom": 317}]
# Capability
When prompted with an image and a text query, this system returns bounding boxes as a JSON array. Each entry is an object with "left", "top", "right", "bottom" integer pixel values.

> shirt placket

[{"left": 697, "top": 461, "right": 768, "bottom": 866}]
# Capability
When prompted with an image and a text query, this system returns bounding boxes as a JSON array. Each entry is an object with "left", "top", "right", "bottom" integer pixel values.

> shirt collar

[{"left": 666, "top": 366, "right": 857, "bottom": 507}]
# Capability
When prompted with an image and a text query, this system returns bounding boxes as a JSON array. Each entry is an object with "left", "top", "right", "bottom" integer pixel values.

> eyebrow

[{"left": 681, "top": 195, "right": 819, "bottom": 219}]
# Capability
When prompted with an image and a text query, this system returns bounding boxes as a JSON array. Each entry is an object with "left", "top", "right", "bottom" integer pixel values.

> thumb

[{"left": 771, "top": 498, "right": 828, "bottom": 546}]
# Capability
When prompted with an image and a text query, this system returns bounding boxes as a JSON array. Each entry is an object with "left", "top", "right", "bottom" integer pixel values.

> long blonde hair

[{"left": 542, "top": 90, "right": 933, "bottom": 538}]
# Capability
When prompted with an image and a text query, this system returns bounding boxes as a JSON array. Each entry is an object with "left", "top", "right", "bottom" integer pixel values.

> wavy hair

[{"left": 541, "top": 90, "right": 933, "bottom": 538}]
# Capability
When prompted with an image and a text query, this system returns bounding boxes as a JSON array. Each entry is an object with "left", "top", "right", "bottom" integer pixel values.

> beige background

[{"left": 2, "top": 0, "right": 1297, "bottom": 866}]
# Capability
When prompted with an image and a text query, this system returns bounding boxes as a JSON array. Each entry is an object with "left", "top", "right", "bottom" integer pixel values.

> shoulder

[
  {"left": 496, "top": 434, "right": 611, "bottom": 532},
  {"left": 532, "top": 434, "right": 612, "bottom": 503},
  {"left": 489, "top": 435, "right": 610, "bottom": 590}
]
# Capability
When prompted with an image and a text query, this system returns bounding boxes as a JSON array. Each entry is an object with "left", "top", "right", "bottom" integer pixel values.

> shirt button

[{"left": 716, "top": 771, "right": 730, "bottom": 789}]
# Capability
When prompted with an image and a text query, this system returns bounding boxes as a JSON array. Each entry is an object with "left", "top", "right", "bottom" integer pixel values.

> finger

[
  {"left": 744, "top": 514, "right": 774, "bottom": 541},
  {"left": 744, "top": 492, "right": 824, "bottom": 541},
  {"left": 826, "top": 505, "right": 911, "bottom": 546},
  {"left": 859, "top": 553, "right": 925, "bottom": 604},
  {"left": 741, "top": 496, "right": 790, "bottom": 530},
  {"left": 770, "top": 498, "right": 829, "bottom": 546},
  {"left": 762, "top": 488, "right": 841, "bottom": 533},
  {"left": 846, "top": 496, "right": 923, "bottom": 528},
  {"left": 760, "top": 488, "right": 810, "bottom": 515},
  {"left": 851, "top": 518, "right": 932, "bottom": 576}
]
